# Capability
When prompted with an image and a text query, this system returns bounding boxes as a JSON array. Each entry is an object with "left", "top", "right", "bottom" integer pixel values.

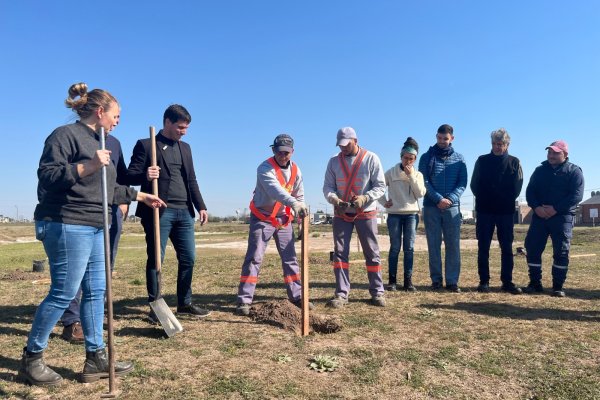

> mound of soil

[
  {"left": 0, "top": 270, "right": 45, "bottom": 281},
  {"left": 249, "top": 300, "right": 342, "bottom": 335}
]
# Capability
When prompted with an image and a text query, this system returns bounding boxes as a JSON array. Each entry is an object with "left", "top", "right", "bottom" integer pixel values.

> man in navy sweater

[{"left": 523, "top": 140, "right": 584, "bottom": 297}]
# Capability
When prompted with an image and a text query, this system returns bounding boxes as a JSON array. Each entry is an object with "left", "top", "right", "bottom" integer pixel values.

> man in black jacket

[
  {"left": 470, "top": 128, "right": 523, "bottom": 294},
  {"left": 127, "top": 104, "right": 210, "bottom": 321}
]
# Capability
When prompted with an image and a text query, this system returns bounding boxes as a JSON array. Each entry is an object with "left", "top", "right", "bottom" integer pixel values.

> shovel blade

[{"left": 149, "top": 298, "right": 183, "bottom": 337}]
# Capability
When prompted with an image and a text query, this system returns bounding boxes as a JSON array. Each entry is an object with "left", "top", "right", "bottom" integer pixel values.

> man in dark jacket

[
  {"left": 127, "top": 104, "right": 210, "bottom": 321},
  {"left": 470, "top": 128, "right": 523, "bottom": 294},
  {"left": 523, "top": 140, "right": 584, "bottom": 297}
]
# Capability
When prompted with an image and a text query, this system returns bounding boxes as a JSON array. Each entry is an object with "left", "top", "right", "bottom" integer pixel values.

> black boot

[
  {"left": 81, "top": 348, "right": 134, "bottom": 383},
  {"left": 403, "top": 275, "right": 416, "bottom": 292},
  {"left": 18, "top": 347, "right": 62, "bottom": 386}
]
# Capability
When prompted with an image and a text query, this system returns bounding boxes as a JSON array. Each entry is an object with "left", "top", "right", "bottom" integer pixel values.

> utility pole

[{"left": 15, "top": 205, "right": 18, "bottom": 222}]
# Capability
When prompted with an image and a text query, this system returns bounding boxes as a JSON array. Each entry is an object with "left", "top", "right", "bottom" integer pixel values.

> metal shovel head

[{"left": 149, "top": 298, "right": 183, "bottom": 337}]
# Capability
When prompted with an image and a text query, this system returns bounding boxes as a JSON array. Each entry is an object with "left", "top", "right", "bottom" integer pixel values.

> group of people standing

[{"left": 20, "top": 82, "right": 584, "bottom": 388}]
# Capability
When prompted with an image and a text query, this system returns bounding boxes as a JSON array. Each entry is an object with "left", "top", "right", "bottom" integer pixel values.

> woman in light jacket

[{"left": 380, "top": 137, "right": 426, "bottom": 291}]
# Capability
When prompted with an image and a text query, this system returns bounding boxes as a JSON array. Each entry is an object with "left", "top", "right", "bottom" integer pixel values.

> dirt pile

[
  {"left": 249, "top": 299, "right": 342, "bottom": 335},
  {"left": 0, "top": 269, "right": 45, "bottom": 281}
]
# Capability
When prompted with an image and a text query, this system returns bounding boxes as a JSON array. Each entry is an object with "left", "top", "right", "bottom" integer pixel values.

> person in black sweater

[
  {"left": 470, "top": 128, "right": 523, "bottom": 294},
  {"left": 21, "top": 83, "right": 165, "bottom": 387}
]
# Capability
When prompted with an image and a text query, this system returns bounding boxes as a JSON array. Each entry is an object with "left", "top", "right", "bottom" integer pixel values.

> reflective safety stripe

[
  {"left": 240, "top": 275, "right": 258, "bottom": 283},
  {"left": 552, "top": 264, "right": 568, "bottom": 270},
  {"left": 366, "top": 264, "right": 381, "bottom": 273},
  {"left": 249, "top": 157, "right": 298, "bottom": 229},
  {"left": 332, "top": 261, "right": 349, "bottom": 269},
  {"left": 335, "top": 148, "right": 376, "bottom": 222},
  {"left": 528, "top": 263, "right": 542, "bottom": 268},
  {"left": 284, "top": 274, "right": 301, "bottom": 284}
]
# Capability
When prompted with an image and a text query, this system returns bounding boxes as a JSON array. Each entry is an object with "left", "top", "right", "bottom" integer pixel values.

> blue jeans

[
  {"left": 423, "top": 206, "right": 462, "bottom": 286},
  {"left": 476, "top": 212, "right": 515, "bottom": 285},
  {"left": 61, "top": 204, "right": 123, "bottom": 326},
  {"left": 28, "top": 221, "right": 105, "bottom": 353},
  {"left": 386, "top": 213, "right": 418, "bottom": 284},
  {"left": 142, "top": 208, "right": 196, "bottom": 306}
]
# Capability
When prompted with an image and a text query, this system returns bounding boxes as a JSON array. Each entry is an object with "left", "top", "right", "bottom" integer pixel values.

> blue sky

[{"left": 1, "top": 1, "right": 598, "bottom": 219}]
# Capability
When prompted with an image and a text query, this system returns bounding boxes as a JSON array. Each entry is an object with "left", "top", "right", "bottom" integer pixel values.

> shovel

[
  {"left": 99, "top": 128, "right": 117, "bottom": 398},
  {"left": 148, "top": 126, "right": 183, "bottom": 337},
  {"left": 299, "top": 215, "right": 310, "bottom": 336}
]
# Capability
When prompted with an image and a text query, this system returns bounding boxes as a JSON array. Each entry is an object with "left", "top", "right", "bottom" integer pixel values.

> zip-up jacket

[
  {"left": 471, "top": 152, "right": 523, "bottom": 215},
  {"left": 526, "top": 159, "right": 584, "bottom": 215},
  {"left": 418, "top": 145, "right": 467, "bottom": 208}
]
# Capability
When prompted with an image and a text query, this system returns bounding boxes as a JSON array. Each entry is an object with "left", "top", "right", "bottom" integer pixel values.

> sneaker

[
  {"left": 431, "top": 282, "right": 443, "bottom": 291},
  {"left": 552, "top": 289, "right": 566, "bottom": 297},
  {"left": 476, "top": 283, "right": 490, "bottom": 293},
  {"left": 147, "top": 310, "right": 160, "bottom": 325},
  {"left": 81, "top": 348, "right": 134, "bottom": 383},
  {"left": 235, "top": 303, "right": 250, "bottom": 316},
  {"left": 61, "top": 322, "right": 84, "bottom": 344},
  {"left": 522, "top": 282, "right": 544, "bottom": 294},
  {"left": 291, "top": 299, "right": 315, "bottom": 310},
  {"left": 403, "top": 277, "right": 416, "bottom": 292},
  {"left": 18, "top": 348, "right": 63, "bottom": 387},
  {"left": 325, "top": 295, "right": 348, "bottom": 308},
  {"left": 386, "top": 283, "right": 398, "bottom": 292},
  {"left": 176, "top": 304, "right": 211, "bottom": 318},
  {"left": 370, "top": 295, "right": 386, "bottom": 307},
  {"left": 446, "top": 284, "right": 461, "bottom": 293},
  {"left": 501, "top": 282, "right": 523, "bottom": 295}
]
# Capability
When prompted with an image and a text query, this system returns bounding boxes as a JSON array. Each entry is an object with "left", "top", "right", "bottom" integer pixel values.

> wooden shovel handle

[{"left": 150, "top": 127, "right": 161, "bottom": 274}]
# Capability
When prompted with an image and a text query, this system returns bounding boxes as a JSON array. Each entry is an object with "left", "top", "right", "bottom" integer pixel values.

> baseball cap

[
  {"left": 545, "top": 140, "right": 568, "bottom": 155},
  {"left": 336, "top": 127, "right": 357, "bottom": 146},
  {"left": 271, "top": 134, "right": 294, "bottom": 152}
]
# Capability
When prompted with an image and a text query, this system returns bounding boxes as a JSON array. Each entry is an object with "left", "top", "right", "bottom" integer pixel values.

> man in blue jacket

[
  {"left": 524, "top": 140, "right": 584, "bottom": 297},
  {"left": 418, "top": 124, "right": 467, "bottom": 292}
]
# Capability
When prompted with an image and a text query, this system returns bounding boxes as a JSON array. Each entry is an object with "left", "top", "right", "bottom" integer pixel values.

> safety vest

[
  {"left": 249, "top": 157, "right": 298, "bottom": 229},
  {"left": 336, "top": 148, "right": 377, "bottom": 222}
]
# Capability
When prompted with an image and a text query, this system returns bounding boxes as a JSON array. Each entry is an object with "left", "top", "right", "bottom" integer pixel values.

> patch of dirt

[
  {"left": 249, "top": 299, "right": 342, "bottom": 335},
  {"left": 1, "top": 269, "right": 45, "bottom": 281}
]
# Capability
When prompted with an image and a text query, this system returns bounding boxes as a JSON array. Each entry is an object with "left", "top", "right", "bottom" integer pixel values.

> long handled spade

[
  {"left": 300, "top": 215, "right": 310, "bottom": 336},
  {"left": 148, "top": 126, "right": 183, "bottom": 337},
  {"left": 99, "top": 128, "right": 118, "bottom": 398}
]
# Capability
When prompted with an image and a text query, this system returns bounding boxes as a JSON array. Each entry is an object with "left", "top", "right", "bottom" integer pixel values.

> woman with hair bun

[
  {"left": 379, "top": 137, "right": 426, "bottom": 291},
  {"left": 20, "top": 83, "right": 166, "bottom": 386}
]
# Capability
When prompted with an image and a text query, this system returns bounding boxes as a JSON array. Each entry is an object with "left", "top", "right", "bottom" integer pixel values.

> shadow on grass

[
  {"left": 0, "top": 354, "right": 79, "bottom": 384},
  {"left": 420, "top": 302, "right": 600, "bottom": 322}
]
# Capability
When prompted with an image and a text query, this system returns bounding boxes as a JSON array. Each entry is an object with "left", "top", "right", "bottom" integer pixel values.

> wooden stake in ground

[
  {"left": 99, "top": 128, "right": 117, "bottom": 398},
  {"left": 301, "top": 215, "right": 309, "bottom": 336}
]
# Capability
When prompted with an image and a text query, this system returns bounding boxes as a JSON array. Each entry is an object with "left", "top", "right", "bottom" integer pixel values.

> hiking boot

[
  {"left": 177, "top": 304, "right": 211, "bottom": 318},
  {"left": 61, "top": 322, "right": 84, "bottom": 344},
  {"left": 501, "top": 282, "right": 523, "bottom": 295},
  {"left": 431, "top": 282, "right": 443, "bottom": 291},
  {"left": 236, "top": 303, "right": 250, "bottom": 316},
  {"left": 81, "top": 348, "right": 134, "bottom": 383},
  {"left": 291, "top": 299, "right": 315, "bottom": 310},
  {"left": 403, "top": 277, "right": 416, "bottom": 292},
  {"left": 522, "top": 282, "right": 544, "bottom": 294},
  {"left": 370, "top": 295, "right": 386, "bottom": 307},
  {"left": 18, "top": 348, "right": 62, "bottom": 387},
  {"left": 386, "top": 283, "right": 398, "bottom": 292},
  {"left": 325, "top": 295, "right": 348, "bottom": 308},
  {"left": 147, "top": 310, "right": 160, "bottom": 325},
  {"left": 446, "top": 284, "right": 461, "bottom": 293},
  {"left": 476, "top": 283, "right": 491, "bottom": 293}
]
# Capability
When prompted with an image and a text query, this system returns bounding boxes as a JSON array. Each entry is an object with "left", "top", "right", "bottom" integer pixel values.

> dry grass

[{"left": 0, "top": 223, "right": 599, "bottom": 399}]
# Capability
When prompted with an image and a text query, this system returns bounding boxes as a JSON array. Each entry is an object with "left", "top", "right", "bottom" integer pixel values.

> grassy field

[{"left": 0, "top": 222, "right": 599, "bottom": 399}]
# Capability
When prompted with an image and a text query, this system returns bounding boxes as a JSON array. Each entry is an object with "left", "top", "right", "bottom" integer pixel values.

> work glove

[
  {"left": 352, "top": 194, "right": 369, "bottom": 209},
  {"left": 292, "top": 202, "right": 309, "bottom": 218}
]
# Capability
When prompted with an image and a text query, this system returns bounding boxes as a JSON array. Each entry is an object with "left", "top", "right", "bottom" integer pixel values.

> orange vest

[
  {"left": 336, "top": 148, "right": 377, "bottom": 222},
  {"left": 249, "top": 158, "right": 298, "bottom": 229}
]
